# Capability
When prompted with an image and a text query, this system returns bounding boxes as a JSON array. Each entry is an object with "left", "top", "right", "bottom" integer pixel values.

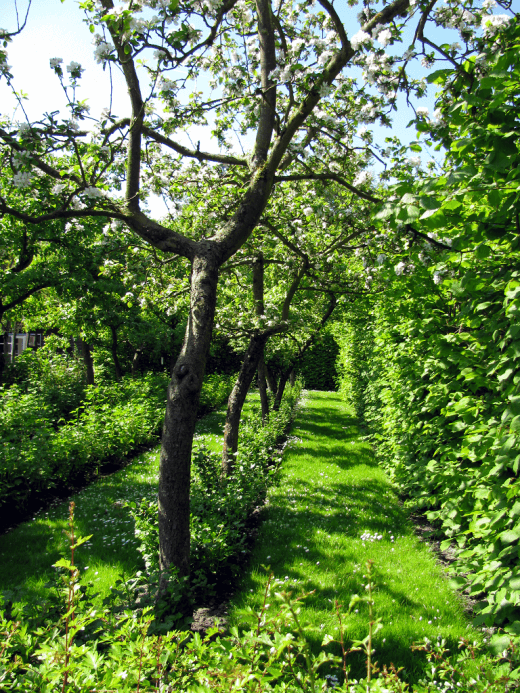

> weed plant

[
  {"left": 0, "top": 389, "right": 518, "bottom": 690},
  {"left": 1, "top": 501, "right": 518, "bottom": 690}
]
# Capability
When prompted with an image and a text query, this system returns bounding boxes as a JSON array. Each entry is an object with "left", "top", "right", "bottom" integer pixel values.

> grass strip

[{"left": 228, "top": 390, "right": 484, "bottom": 685}]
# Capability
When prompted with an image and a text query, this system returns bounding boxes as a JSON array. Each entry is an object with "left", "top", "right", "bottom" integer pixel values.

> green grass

[
  {"left": 0, "top": 395, "right": 253, "bottom": 606},
  {"left": 228, "top": 391, "right": 483, "bottom": 685}
]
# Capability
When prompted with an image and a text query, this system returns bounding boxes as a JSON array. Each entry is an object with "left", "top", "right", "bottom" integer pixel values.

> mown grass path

[{"left": 229, "top": 391, "right": 481, "bottom": 684}]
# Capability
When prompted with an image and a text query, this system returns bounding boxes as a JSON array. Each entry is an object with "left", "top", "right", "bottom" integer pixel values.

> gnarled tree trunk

[
  {"left": 221, "top": 332, "right": 269, "bottom": 476},
  {"left": 258, "top": 351, "right": 269, "bottom": 424},
  {"left": 158, "top": 251, "right": 219, "bottom": 585}
]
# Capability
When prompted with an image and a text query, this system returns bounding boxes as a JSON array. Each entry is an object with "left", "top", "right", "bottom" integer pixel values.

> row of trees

[{"left": 1, "top": 0, "right": 516, "bottom": 597}]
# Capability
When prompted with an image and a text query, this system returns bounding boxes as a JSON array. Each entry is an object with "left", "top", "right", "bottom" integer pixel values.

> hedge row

[{"left": 0, "top": 372, "right": 235, "bottom": 514}]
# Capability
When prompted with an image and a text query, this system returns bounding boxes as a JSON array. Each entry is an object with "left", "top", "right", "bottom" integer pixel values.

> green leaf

[
  {"left": 475, "top": 244, "right": 491, "bottom": 259},
  {"left": 500, "top": 528, "right": 520, "bottom": 544},
  {"left": 449, "top": 577, "right": 467, "bottom": 590},
  {"left": 53, "top": 558, "right": 73, "bottom": 570},
  {"left": 426, "top": 69, "right": 451, "bottom": 85},
  {"left": 419, "top": 195, "right": 442, "bottom": 211},
  {"left": 72, "top": 534, "right": 93, "bottom": 549}
]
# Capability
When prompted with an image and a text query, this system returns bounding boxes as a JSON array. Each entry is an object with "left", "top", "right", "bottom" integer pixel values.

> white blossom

[
  {"left": 433, "top": 272, "right": 443, "bottom": 285},
  {"left": 416, "top": 106, "right": 429, "bottom": 117},
  {"left": 303, "top": 206, "right": 313, "bottom": 216},
  {"left": 66, "top": 61, "right": 83, "bottom": 76},
  {"left": 94, "top": 42, "right": 112, "bottom": 63},
  {"left": 350, "top": 31, "right": 372, "bottom": 50},
  {"left": 376, "top": 254, "right": 386, "bottom": 265},
  {"left": 353, "top": 170, "right": 372, "bottom": 187},
  {"left": 394, "top": 262, "right": 406, "bottom": 276},
  {"left": 377, "top": 29, "right": 392, "bottom": 47},
  {"left": 481, "top": 14, "right": 510, "bottom": 36},
  {"left": 83, "top": 186, "right": 105, "bottom": 199},
  {"left": 13, "top": 171, "right": 33, "bottom": 188},
  {"left": 49, "top": 57, "right": 63, "bottom": 69}
]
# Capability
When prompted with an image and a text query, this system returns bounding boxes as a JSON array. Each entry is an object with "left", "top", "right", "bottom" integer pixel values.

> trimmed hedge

[{"left": 0, "top": 372, "right": 235, "bottom": 514}]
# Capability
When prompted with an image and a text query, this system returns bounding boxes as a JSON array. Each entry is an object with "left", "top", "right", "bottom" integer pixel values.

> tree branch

[
  {"left": 141, "top": 125, "right": 247, "bottom": 166},
  {"left": 251, "top": 0, "right": 277, "bottom": 170},
  {"left": 274, "top": 172, "right": 381, "bottom": 204}
]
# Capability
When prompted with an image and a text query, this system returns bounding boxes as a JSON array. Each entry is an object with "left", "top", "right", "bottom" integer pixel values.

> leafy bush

[
  {"left": 336, "top": 20, "right": 520, "bottom": 633},
  {"left": 0, "top": 372, "right": 235, "bottom": 514}
]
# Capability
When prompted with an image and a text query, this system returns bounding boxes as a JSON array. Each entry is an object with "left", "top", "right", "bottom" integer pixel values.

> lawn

[{"left": 228, "top": 391, "right": 483, "bottom": 684}]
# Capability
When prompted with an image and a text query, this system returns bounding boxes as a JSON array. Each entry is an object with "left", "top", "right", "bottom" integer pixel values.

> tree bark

[
  {"left": 10, "top": 321, "right": 19, "bottom": 363},
  {"left": 110, "top": 325, "right": 123, "bottom": 381},
  {"left": 265, "top": 363, "right": 277, "bottom": 394},
  {"left": 131, "top": 348, "right": 141, "bottom": 377},
  {"left": 221, "top": 332, "right": 269, "bottom": 476},
  {"left": 273, "top": 370, "right": 290, "bottom": 411},
  {"left": 158, "top": 251, "right": 219, "bottom": 587},
  {"left": 77, "top": 336, "right": 95, "bottom": 386},
  {"left": 258, "top": 351, "right": 269, "bottom": 424}
]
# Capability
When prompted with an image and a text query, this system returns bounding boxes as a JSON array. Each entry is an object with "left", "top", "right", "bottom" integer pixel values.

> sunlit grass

[{"left": 228, "top": 391, "right": 483, "bottom": 685}]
